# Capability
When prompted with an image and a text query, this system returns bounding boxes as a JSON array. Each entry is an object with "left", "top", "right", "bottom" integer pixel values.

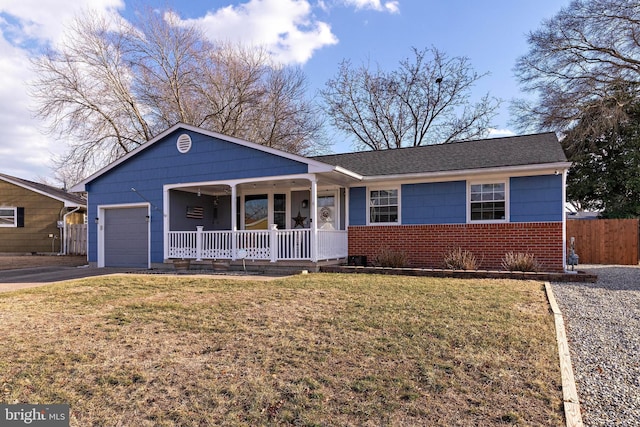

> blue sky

[{"left": 0, "top": 0, "right": 569, "bottom": 181}]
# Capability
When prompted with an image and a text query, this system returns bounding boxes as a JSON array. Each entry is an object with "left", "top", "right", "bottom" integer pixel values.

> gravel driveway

[{"left": 552, "top": 265, "right": 640, "bottom": 427}]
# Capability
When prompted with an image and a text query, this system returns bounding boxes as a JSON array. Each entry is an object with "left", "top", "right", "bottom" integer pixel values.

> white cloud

[
  {"left": 0, "top": 29, "right": 57, "bottom": 179},
  {"left": 487, "top": 128, "right": 516, "bottom": 138},
  {"left": 342, "top": 0, "right": 400, "bottom": 14},
  {"left": 0, "top": 0, "right": 399, "bottom": 180},
  {"left": 0, "top": 0, "right": 124, "bottom": 45},
  {"left": 175, "top": 0, "right": 338, "bottom": 65},
  {"left": 0, "top": 0, "right": 124, "bottom": 180}
]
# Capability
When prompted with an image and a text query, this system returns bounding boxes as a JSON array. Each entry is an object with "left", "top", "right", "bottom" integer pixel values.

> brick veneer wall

[{"left": 348, "top": 222, "right": 565, "bottom": 273}]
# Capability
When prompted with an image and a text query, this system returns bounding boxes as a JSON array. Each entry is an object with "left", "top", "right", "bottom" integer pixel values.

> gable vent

[{"left": 176, "top": 134, "right": 192, "bottom": 153}]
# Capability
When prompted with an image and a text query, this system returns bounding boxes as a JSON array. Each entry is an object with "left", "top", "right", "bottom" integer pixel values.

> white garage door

[{"left": 103, "top": 207, "right": 149, "bottom": 268}]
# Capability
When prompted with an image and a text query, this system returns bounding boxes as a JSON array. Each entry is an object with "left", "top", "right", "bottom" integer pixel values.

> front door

[{"left": 317, "top": 192, "right": 337, "bottom": 230}]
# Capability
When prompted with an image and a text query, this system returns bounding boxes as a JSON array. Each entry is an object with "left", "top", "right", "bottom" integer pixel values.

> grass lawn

[{"left": 0, "top": 273, "right": 563, "bottom": 426}]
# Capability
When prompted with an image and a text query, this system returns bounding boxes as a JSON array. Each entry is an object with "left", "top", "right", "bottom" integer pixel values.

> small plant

[
  {"left": 501, "top": 252, "right": 540, "bottom": 272},
  {"left": 372, "top": 246, "right": 408, "bottom": 268},
  {"left": 443, "top": 248, "right": 479, "bottom": 270}
]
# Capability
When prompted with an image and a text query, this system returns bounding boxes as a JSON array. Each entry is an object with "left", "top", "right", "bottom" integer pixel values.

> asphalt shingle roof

[
  {"left": 312, "top": 132, "right": 568, "bottom": 176},
  {"left": 0, "top": 173, "right": 86, "bottom": 205}
]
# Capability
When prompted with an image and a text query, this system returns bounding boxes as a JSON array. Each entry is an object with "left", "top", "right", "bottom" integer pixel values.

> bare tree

[
  {"left": 30, "top": 8, "right": 325, "bottom": 182},
  {"left": 320, "top": 47, "right": 499, "bottom": 150},
  {"left": 31, "top": 11, "right": 150, "bottom": 176},
  {"left": 247, "top": 66, "right": 324, "bottom": 154},
  {"left": 196, "top": 43, "right": 270, "bottom": 136},
  {"left": 512, "top": 0, "right": 640, "bottom": 141},
  {"left": 195, "top": 44, "right": 324, "bottom": 154},
  {"left": 126, "top": 10, "right": 206, "bottom": 132},
  {"left": 513, "top": 0, "right": 640, "bottom": 217}
]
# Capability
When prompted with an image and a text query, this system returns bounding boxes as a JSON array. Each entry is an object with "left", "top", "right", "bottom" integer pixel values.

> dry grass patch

[{"left": 0, "top": 274, "right": 563, "bottom": 426}]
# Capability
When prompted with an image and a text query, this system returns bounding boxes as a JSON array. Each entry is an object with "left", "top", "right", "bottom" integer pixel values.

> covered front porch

[
  {"left": 162, "top": 172, "right": 356, "bottom": 264},
  {"left": 167, "top": 227, "right": 347, "bottom": 262}
]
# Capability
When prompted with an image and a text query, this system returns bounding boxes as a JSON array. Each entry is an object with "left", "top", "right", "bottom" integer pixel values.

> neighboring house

[
  {"left": 71, "top": 123, "right": 571, "bottom": 272},
  {"left": 0, "top": 173, "right": 86, "bottom": 254}
]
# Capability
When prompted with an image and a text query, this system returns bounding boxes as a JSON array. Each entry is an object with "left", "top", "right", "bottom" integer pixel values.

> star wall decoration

[{"left": 292, "top": 211, "right": 307, "bottom": 228}]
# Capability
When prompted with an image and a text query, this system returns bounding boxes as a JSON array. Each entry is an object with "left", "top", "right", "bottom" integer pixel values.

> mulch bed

[{"left": 320, "top": 265, "right": 597, "bottom": 282}]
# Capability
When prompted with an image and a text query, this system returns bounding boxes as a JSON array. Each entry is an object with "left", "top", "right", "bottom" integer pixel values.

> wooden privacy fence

[
  {"left": 566, "top": 219, "right": 639, "bottom": 265},
  {"left": 66, "top": 224, "right": 87, "bottom": 255}
]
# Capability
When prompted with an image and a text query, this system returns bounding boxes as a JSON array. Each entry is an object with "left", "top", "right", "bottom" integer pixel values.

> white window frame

[
  {"left": 0, "top": 207, "right": 17, "bottom": 227},
  {"left": 467, "top": 180, "right": 509, "bottom": 223},
  {"left": 367, "top": 186, "right": 401, "bottom": 225}
]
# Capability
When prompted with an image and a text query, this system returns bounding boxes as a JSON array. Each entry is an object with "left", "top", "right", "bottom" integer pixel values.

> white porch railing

[
  {"left": 317, "top": 229, "right": 349, "bottom": 260},
  {"left": 168, "top": 228, "right": 347, "bottom": 262},
  {"left": 168, "top": 231, "right": 198, "bottom": 259},
  {"left": 276, "top": 229, "right": 312, "bottom": 260}
]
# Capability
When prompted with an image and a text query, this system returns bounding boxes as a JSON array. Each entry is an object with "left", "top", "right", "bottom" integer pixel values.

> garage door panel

[{"left": 104, "top": 207, "right": 148, "bottom": 268}]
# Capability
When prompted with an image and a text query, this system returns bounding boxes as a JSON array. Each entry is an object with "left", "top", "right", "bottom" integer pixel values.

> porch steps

[
  {"left": 159, "top": 258, "right": 347, "bottom": 275},
  {"left": 166, "top": 258, "right": 346, "bottom": 274},
  {"left": 228, "top": 259, "right": 346, "bottom": 274}
]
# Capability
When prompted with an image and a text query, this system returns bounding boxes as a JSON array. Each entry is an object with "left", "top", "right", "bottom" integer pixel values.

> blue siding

[
  {"left": 510, "top": 175, "right": 563, "bottom": 222},
  {"left": 349, "top": 187, "right": 367, "bottom": 225},
  {"left": 402, "top": 181, "right": 466, "bottom": 224},
  {"left": 87, "top": 129, "right": 309, "bottom": 263},
  {"left": 346, "top": 176, "right": 563, "bottom": 228}
]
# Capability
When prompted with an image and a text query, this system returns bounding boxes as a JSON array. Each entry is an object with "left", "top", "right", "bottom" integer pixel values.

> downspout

[{"left": 62, "top": 207, "right": 81, "bottom": 255}]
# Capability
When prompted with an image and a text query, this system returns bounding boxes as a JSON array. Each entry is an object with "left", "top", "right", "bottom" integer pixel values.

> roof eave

[
  {"left": 360, "top": 162, "right": 572, "bottom": 183},
  {"left": 63, "top": 200, "right": 86, "bottom": 208},
  {"left": 333, "top": 165, "right": 363, "bottom": 181},
  {"left": 1, "top": 175, "right": 86, "bottom": 207}
]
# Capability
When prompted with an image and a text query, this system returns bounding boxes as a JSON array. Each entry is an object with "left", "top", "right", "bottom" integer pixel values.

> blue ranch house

[{"left": 72, "top": 123, "right": 571, "bottom": 272}]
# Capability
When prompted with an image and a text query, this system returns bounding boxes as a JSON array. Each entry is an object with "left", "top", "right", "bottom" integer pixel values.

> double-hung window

[
  {"left": 0, "top": 207, "right": 17, "bottom": 227},
  {"left": 369, "top": 188, "right": 399, "bottom": 224},
  {"left": 469, "top": 183, "right": 506, "bottom": 221}
]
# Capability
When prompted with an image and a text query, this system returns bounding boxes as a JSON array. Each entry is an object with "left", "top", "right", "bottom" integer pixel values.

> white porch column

[
  {"left": 270, "top": 224, "right": 278, "bottom": 262},
  {"left": 231, "top": 184, "right": 237, "bottom": 260},
  {"left": 344, "top": 187, "right": 350, "bottom": 229},
  {"left": 310, "top": 177, "right": 318, "bottom": 262},
  {"left": 196, "top": 226, "right": 204, "bottom": 261},
  {"left": 163, "top": 186, "right": 170, "bottom": 260}
]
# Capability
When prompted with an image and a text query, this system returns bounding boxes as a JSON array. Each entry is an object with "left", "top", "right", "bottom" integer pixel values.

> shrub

[
  {"left": 373, "top": 247, "right": 408, "bottom": 268},
  {"left": 501, "top": 252, "right": 540, "bottom": 272},
  {"left": 443, "top": 248, "right": 479, "bottom": 270}
]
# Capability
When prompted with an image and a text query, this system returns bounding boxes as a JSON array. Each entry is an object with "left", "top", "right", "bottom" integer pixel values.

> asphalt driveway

[
  {"left": 0, "top": 255, "right": 287, "bottom": 292},
  {"left": 0, "top": 266, "right": 137, "bottom": 292}
]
